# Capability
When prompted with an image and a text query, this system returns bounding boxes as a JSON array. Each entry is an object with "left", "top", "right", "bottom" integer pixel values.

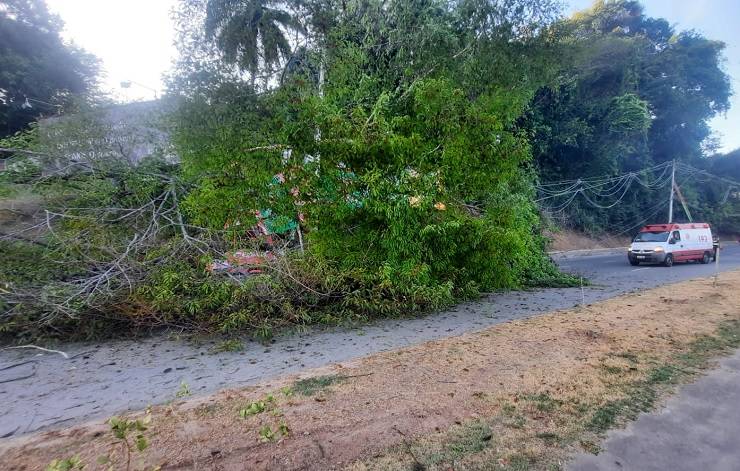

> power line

[
  {"left": 536, "top": 162, "right": 673, "bottom": 212},
  {"left": 536, "top": 162, "right": 672, "bottom": 189},
  {"left": 611, "top": 199, "right": 669, "bottom": 237},
  {"left": 676, "top": 162, "right": 740, "bottom": 188},
  {"left": 538, "top": 160, "right": 740, "bottom": 237},
  {"left": 537, "top": 159, "right": 740, "bottom": 215}
]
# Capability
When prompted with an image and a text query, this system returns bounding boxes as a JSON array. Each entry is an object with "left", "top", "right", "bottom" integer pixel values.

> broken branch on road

[{"left": 2, "top": 345, "right": 69, "bottom": 359}]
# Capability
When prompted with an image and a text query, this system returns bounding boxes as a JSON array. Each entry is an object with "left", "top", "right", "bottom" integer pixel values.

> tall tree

[
  {"left": 695, "top": 148, "right": 740, "bottom": 233},
  {"left": 204, "top": 0, "right": 304, "bottom": 89},
  {"left": 526, "top": 0, "right": 731, "bottom": 231},
  {"left": 0, "top": 0, "right": 100, "bottom": 137}
]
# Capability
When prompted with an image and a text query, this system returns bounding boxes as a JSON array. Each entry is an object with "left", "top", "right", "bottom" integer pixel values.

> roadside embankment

[{"left": 545, "top": 229, "right": 631, "bottom": 253}]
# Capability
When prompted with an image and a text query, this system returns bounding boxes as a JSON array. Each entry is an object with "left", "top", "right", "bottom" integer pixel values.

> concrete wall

[{"left": 37, "top": 100, "right": 175, "bottom": 168}]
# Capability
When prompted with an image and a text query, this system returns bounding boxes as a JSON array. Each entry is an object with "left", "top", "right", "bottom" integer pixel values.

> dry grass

[{"left": 2, "top": 272, "right": 740, "bottom": 471}]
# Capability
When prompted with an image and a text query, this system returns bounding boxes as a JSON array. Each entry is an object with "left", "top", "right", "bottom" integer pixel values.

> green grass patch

[
  {"left": 501, "top": 402, "right": 517, "bottom": 415},
  {"left": 588, "top": 319, "right": 740, "bottom": 433},
  {"left": 523, "top": 393, "right": 562, "bottom": 412},
  {"left": 445, "top": 422, "right": 493, "bottom": 457},
  {"left": 410, "top": 421, "right": 494, "bottom": 468},
  {"left": 292, "top": 374, "right": 347, "bottom": 396}
]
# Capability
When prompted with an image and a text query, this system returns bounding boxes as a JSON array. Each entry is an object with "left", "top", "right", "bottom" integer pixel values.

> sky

[
  {"left": 46, "top": 0, "right": 740, "bottom": 153},
  {"left": 46, "top": 0, "right": 178, "bottom": 103}
]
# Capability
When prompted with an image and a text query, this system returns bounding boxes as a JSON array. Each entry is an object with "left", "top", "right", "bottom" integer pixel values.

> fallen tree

[{"left": 1, "top": 0, "right": 581, "bottom": 342}]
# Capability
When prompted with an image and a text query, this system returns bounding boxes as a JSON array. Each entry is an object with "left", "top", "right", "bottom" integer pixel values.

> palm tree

[{"left": 205, "top": 0, "right": 301, "bottom": 89}]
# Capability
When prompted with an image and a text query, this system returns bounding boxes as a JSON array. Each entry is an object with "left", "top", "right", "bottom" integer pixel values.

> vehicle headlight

[
  {"left": 627, "top": 248, "right": 632, "bottom": 252},
  {"left": 654, "top": 247, "right": 664, "bottom": 252}
]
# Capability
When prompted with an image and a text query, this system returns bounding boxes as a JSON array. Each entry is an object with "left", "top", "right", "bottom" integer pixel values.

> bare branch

[
  {"left": 243, "top": 144, "right": 287, "bottom": 153},
  {"left": 2, "top": 345, "right": 69, "bottom": 359}
]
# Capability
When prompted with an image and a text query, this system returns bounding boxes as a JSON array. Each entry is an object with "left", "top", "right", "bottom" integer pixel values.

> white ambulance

[{"left": 628, "top": 223, "right": 715, "bottom": 267}]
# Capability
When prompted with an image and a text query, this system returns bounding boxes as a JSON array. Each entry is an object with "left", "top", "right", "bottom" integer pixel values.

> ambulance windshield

[{"left": 633, "top": 231, "right": 670, "bottom": 242}]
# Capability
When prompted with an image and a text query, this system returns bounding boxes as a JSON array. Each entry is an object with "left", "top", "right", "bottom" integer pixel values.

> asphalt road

[
  {"left": 2, "top": 245, "right": 740, "bottom": 439},
  {"left": 556, "top": 243, "right": 740, "bottom": 294}
]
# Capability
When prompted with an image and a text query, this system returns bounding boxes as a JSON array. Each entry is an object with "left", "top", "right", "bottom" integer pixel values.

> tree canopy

[
  {"left": 173, "top": 0, "right": 570, "bottom": 300},
  {"left": 204, "top": 0, "right": 303, "bottom": 87},
  {"left": 0, "top": 0, "right": 100, "bottom": 137},
  {"left": 526, "top": 0, "right": 732, "bottom": 231}
]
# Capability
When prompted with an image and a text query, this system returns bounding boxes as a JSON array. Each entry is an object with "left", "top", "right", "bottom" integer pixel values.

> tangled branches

[
  {"left": 0, "top": 151, "right": 355, "bottom": 340},
  {"left": 0, "top": 149, "right": 208, "bottom": 332}
]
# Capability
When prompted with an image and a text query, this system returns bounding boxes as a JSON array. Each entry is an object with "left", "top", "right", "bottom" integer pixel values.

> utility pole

[{"left": 668, "top": 159, "right": 676, "bottom": 223}]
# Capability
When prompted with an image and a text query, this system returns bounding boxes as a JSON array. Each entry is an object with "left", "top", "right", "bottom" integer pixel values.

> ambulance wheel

[
  {"left": 663, "top": 254, "right": 674, "bottom": 267},
  {"left": 701, "top": 252, "right": 711, "bottom": 264}
]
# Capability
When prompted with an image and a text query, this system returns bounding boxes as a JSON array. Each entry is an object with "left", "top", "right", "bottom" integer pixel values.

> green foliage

[
  {"left": 236, "top": 393, "right": 289, "bottom": 442},
  {"left": 292, "top": 374, "right": 347, "bottom": 396},
  {"left": 0, "top": 102, "right": 191, "bottom": 340},
  {"left": 18, "top": 1, "right": 713, "bottom": 345},
  {"left": 606, "top": 94, "right": 651, "bottom": 135},
  {"left": 692, "top": 149, "right": 740, "bottom": 234},
  {"left": 45, "top": 456, "right": 85, "bottom": 471},
  {"left": 238, "top": 393, "right": 278, "bottom": 418},
  {"left": 168, "top": 0, "right": 574, "bottom": 338},
  {"left": 109, "top": 415, "right": 150, "bottom": 444},
  {"left": 528, "top": 0, "right": 732, "bottom": 233},
  {"left": 239, "top": 400, "right": 267, "bottom": 417},
  {"left": 107, "top": 413, "right": 152, "bottom": 469},
  {"left": 204, "top": 0, "right": 302, "bottom": 89},
  {"left": 259, "top": 424, "right": 276, "bottom": 442},
  {"left": 303, "top": 72, "right": 546, "bottom": 293},
  {"left": 0, "top": 127, "right": 43, "bottom": 182},
  {"left": 176, "top": 381, "right": 191, "bottom": 398}
]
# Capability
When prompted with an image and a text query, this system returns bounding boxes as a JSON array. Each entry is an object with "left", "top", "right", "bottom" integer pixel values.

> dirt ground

[
  {"left": 545, "top": 229, "right": 631, "bottom": 252},
  {"left": 3, "top": 272, "right": 739, "bottom": 471}
]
